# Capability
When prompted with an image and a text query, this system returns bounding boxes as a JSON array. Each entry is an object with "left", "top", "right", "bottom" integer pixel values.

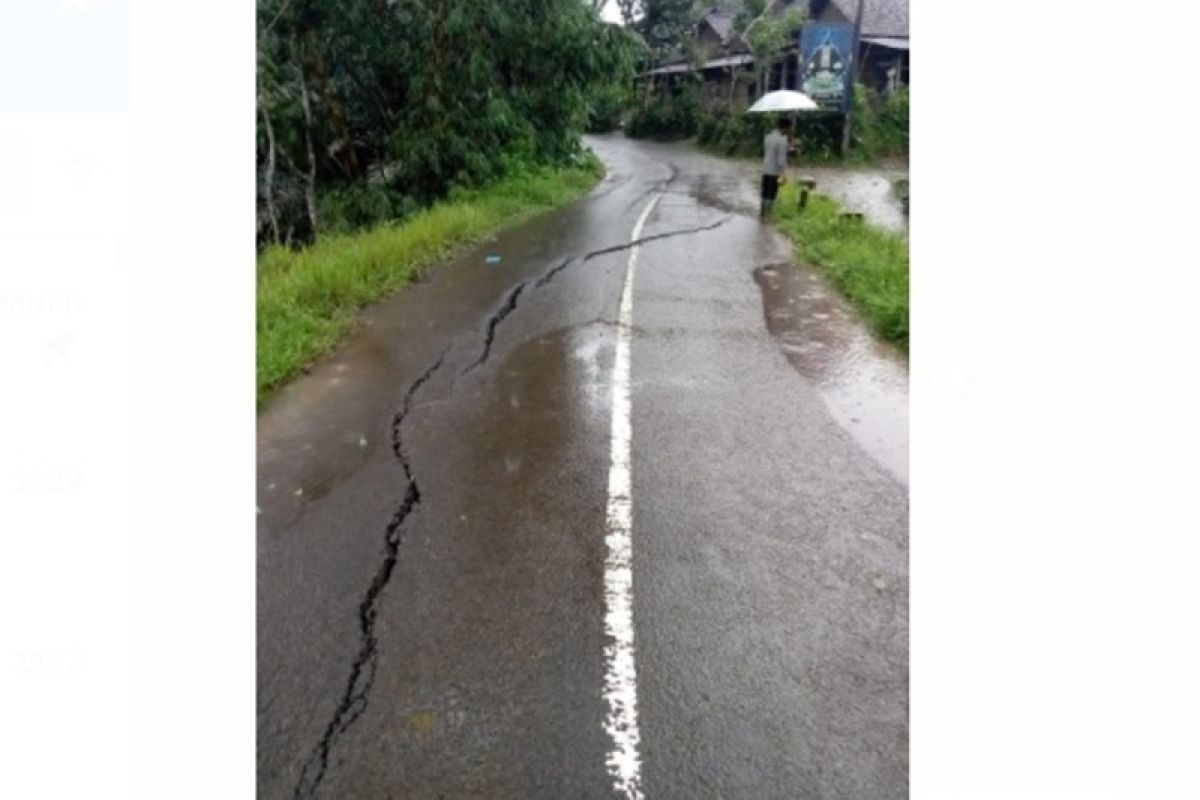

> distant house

[
  {"left": 641, "top": 0, "right": 907, "bottom": 110},
  {"left": 812, "top": 0, "right": 909, "bottom": 93},
  {"left": 696, "top": 7, "right": 740, "bottom": 58}
]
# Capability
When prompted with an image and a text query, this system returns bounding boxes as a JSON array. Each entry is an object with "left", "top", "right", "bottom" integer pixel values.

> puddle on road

[{"left": 754, "top": 263, "right": 908, "bottom": 484}]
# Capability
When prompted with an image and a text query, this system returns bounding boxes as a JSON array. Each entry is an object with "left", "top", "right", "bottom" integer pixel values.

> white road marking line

[{"left": 603, "top": 193, "right": 660, "bottom": 800}]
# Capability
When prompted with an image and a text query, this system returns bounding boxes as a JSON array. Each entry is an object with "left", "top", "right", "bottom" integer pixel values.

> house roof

[
  {"left": 642, "top": 62, "right": 691, "bottom": 76},
  {"left": 696, "top": 0, "right": 805, "bottom": 53},
  {"left": 698, "top": 0, "right": 907, "bottom": 38},
  {"left": 642, "top": 53, "right": 755, "bottom": 77},
  {"left": 702, "top": 10, "right": 736, "bottom": 44},
  {"left": 655, "top": 0, "right": 907, "bottom": 73},
  {"left": 861, "top": 35, "right": 908, "bottom": 50},
  {"left": 705, "top": 53, "right": 756, "bottom": 69},
  {"left": 830, "top": 0, "right": 908, "bottom": 38}
]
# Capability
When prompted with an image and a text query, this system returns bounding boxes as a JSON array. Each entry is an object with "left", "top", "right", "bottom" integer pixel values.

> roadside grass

[
  {"left": 257, "top": 155, "right": 604, "bottom": 402},
  {"left": 772, "top": 184, "right": 909, "bottom": 349}
]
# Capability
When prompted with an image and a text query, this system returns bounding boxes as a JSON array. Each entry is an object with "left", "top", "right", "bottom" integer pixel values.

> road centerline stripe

[{"left": 603, "top": 193, "right": 660, "bottom": 800}]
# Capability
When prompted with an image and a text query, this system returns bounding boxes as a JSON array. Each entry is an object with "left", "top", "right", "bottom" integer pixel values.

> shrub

[
  {"left": 696, "top": 109, "right": 843, "bottom": 161},
  {"left": 851, "top": 83, "right": 909, "bottom": 159},
  {"left": 628, "top": 80, "right": 907, "bottom": 162},
  {"left": 587, "top": 83, "right": 632, "bottom": 133},
  {"left": 625, "top": 82, "right": 703, "bottom": 140},
  {"left": 317, "top": 185, "right": 417, "bottom": 236}
]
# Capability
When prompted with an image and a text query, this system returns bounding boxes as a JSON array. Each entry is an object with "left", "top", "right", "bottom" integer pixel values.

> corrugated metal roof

[
  {"left": 641, "top": 53, "right": 755, "bottom": 77},
  {"left": 704, "top": 54, "right": 755, "bottom": 69},
  {"left": 642, "top": 62, "right": 691, "bottom": 76}
]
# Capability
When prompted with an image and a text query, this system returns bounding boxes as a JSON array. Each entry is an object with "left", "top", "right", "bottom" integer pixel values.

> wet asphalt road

[{"left": 257, "top": 135, "right": 908, "bottom": 799}]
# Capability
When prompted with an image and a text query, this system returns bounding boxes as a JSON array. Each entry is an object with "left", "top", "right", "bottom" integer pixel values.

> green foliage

[
  {"left": 626, "top": 81, "right": 704, "bottom": 139},
  {"left": 585, "top": 23, "right": 642, "bottom": 133},
  {"left": 587, "top": 82, "right": 633, "bottom": 133},
  {"left": 257, "top": 0, "right": 620, "bottom": 246},
  {"left": 636, "top": 0, "right": 695, "bottom": 60},
  {"left": 747, "top": 7, "right": 806, "bottom": 90},
  {"left": 615, "top": 0, "right": 640, "bottom": 26},
  {"left": 633, "top": 83, "right": 907, "bottom": 164},
  {"left": 257, "top": 155, "right": 604, "bottom": 401},
  {"left": 696, "top": 111, "right": 844, "bottom": 161},
  {"left": 696, "top": 111, "right": 773, "bottom": 157},
  {"left": 771, "top": 187, "right": 908, "bottom": 348},
  {"left": 851, "top": 83, "right": 909, "bottom": 159},
  {"left": 735, "top": 0, "right": 768, "bottom": 32},
  {"left": 317, "top": 184, "right": 418, "bottom": 236}
]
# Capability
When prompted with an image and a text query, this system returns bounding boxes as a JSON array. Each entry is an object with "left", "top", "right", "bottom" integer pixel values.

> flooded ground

[{"left": 799, "top": 163, "right": 908, "bottom": 233}]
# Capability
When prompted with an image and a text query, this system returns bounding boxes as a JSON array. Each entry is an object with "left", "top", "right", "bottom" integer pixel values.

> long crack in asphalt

[
  {"left": 533, "top": 256, "right": 575, "bottom": 289},
  {"left": 293, "top": 349, "right": 448, "bottom": 800},
  {"left": 582, "top": 214, "right": 732, "bottom": 261},
  {"left": 463, "top": 215, "right": 732, "bottom": 374},
  {"left": 463, "top": 281, "right": 529, "bottom": 374},
  {"left": 291, "top": 210, "right": 731, "bottom": 798}
]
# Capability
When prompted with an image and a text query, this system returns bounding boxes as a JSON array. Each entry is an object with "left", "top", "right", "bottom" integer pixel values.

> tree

[
  {"left": 256, "top": 0, "right": 624, "bottom": 245},
  {"left": 635, "top": 0, "right": 693, "bottom": 62},
  {"left": 616, "top": 0, "right": 640, "bottom": 26},
  {"left": 586, "top": 21, "right": 645, "bottom": 132},
  {"left": 729, "top": 0, "right": 806, "bottom": 99}
]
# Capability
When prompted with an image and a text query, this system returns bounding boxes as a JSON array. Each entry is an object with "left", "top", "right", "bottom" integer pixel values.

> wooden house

[{"left": 641, "top": 0, "right": 908, "bottom": 110}]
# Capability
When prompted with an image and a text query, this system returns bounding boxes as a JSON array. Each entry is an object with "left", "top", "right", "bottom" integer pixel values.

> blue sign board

[{"left": 799, "top": 23, "right": 854, "bottom": 112}]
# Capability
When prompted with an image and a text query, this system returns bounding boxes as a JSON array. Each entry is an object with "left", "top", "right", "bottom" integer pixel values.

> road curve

[{"left": 257, "top": 134, "right": 908, "bottom": 799}]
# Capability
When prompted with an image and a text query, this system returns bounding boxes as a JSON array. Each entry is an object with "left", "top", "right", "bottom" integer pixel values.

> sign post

[{"left": 799, "top": 22, "right": 855, "bottom": 113}]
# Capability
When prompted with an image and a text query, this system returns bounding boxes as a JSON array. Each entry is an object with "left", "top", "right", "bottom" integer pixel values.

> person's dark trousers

[{"left": 760, "top": 174, "right": 780, "bottom": 218}]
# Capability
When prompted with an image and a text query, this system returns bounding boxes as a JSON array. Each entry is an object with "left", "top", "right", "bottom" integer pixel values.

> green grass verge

[
  {"left": 771, "top": 184, "right": 909, "bottom": 349},
  {"left": 257, "top": 155, "right": 604, "bottom": 402}
]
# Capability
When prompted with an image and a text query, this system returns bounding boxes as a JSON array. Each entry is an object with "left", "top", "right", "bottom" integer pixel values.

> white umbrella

[{"left": 746, "top": 89, "right": 819, "bottom": 113}]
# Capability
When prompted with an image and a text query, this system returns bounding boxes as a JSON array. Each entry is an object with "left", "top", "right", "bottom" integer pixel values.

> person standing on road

[{"left": 761, "top": 117, "right": 792, "bottom": 219}]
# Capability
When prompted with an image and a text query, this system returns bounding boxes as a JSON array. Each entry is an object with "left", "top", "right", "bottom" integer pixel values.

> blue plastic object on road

[{"left": 485, "top": 255, "right": 502, "bottom": 266}]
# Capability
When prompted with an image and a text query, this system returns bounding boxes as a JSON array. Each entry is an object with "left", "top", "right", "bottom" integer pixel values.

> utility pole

[{"left": 840, "top": 0, "right": 866, "bottom": 155}]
